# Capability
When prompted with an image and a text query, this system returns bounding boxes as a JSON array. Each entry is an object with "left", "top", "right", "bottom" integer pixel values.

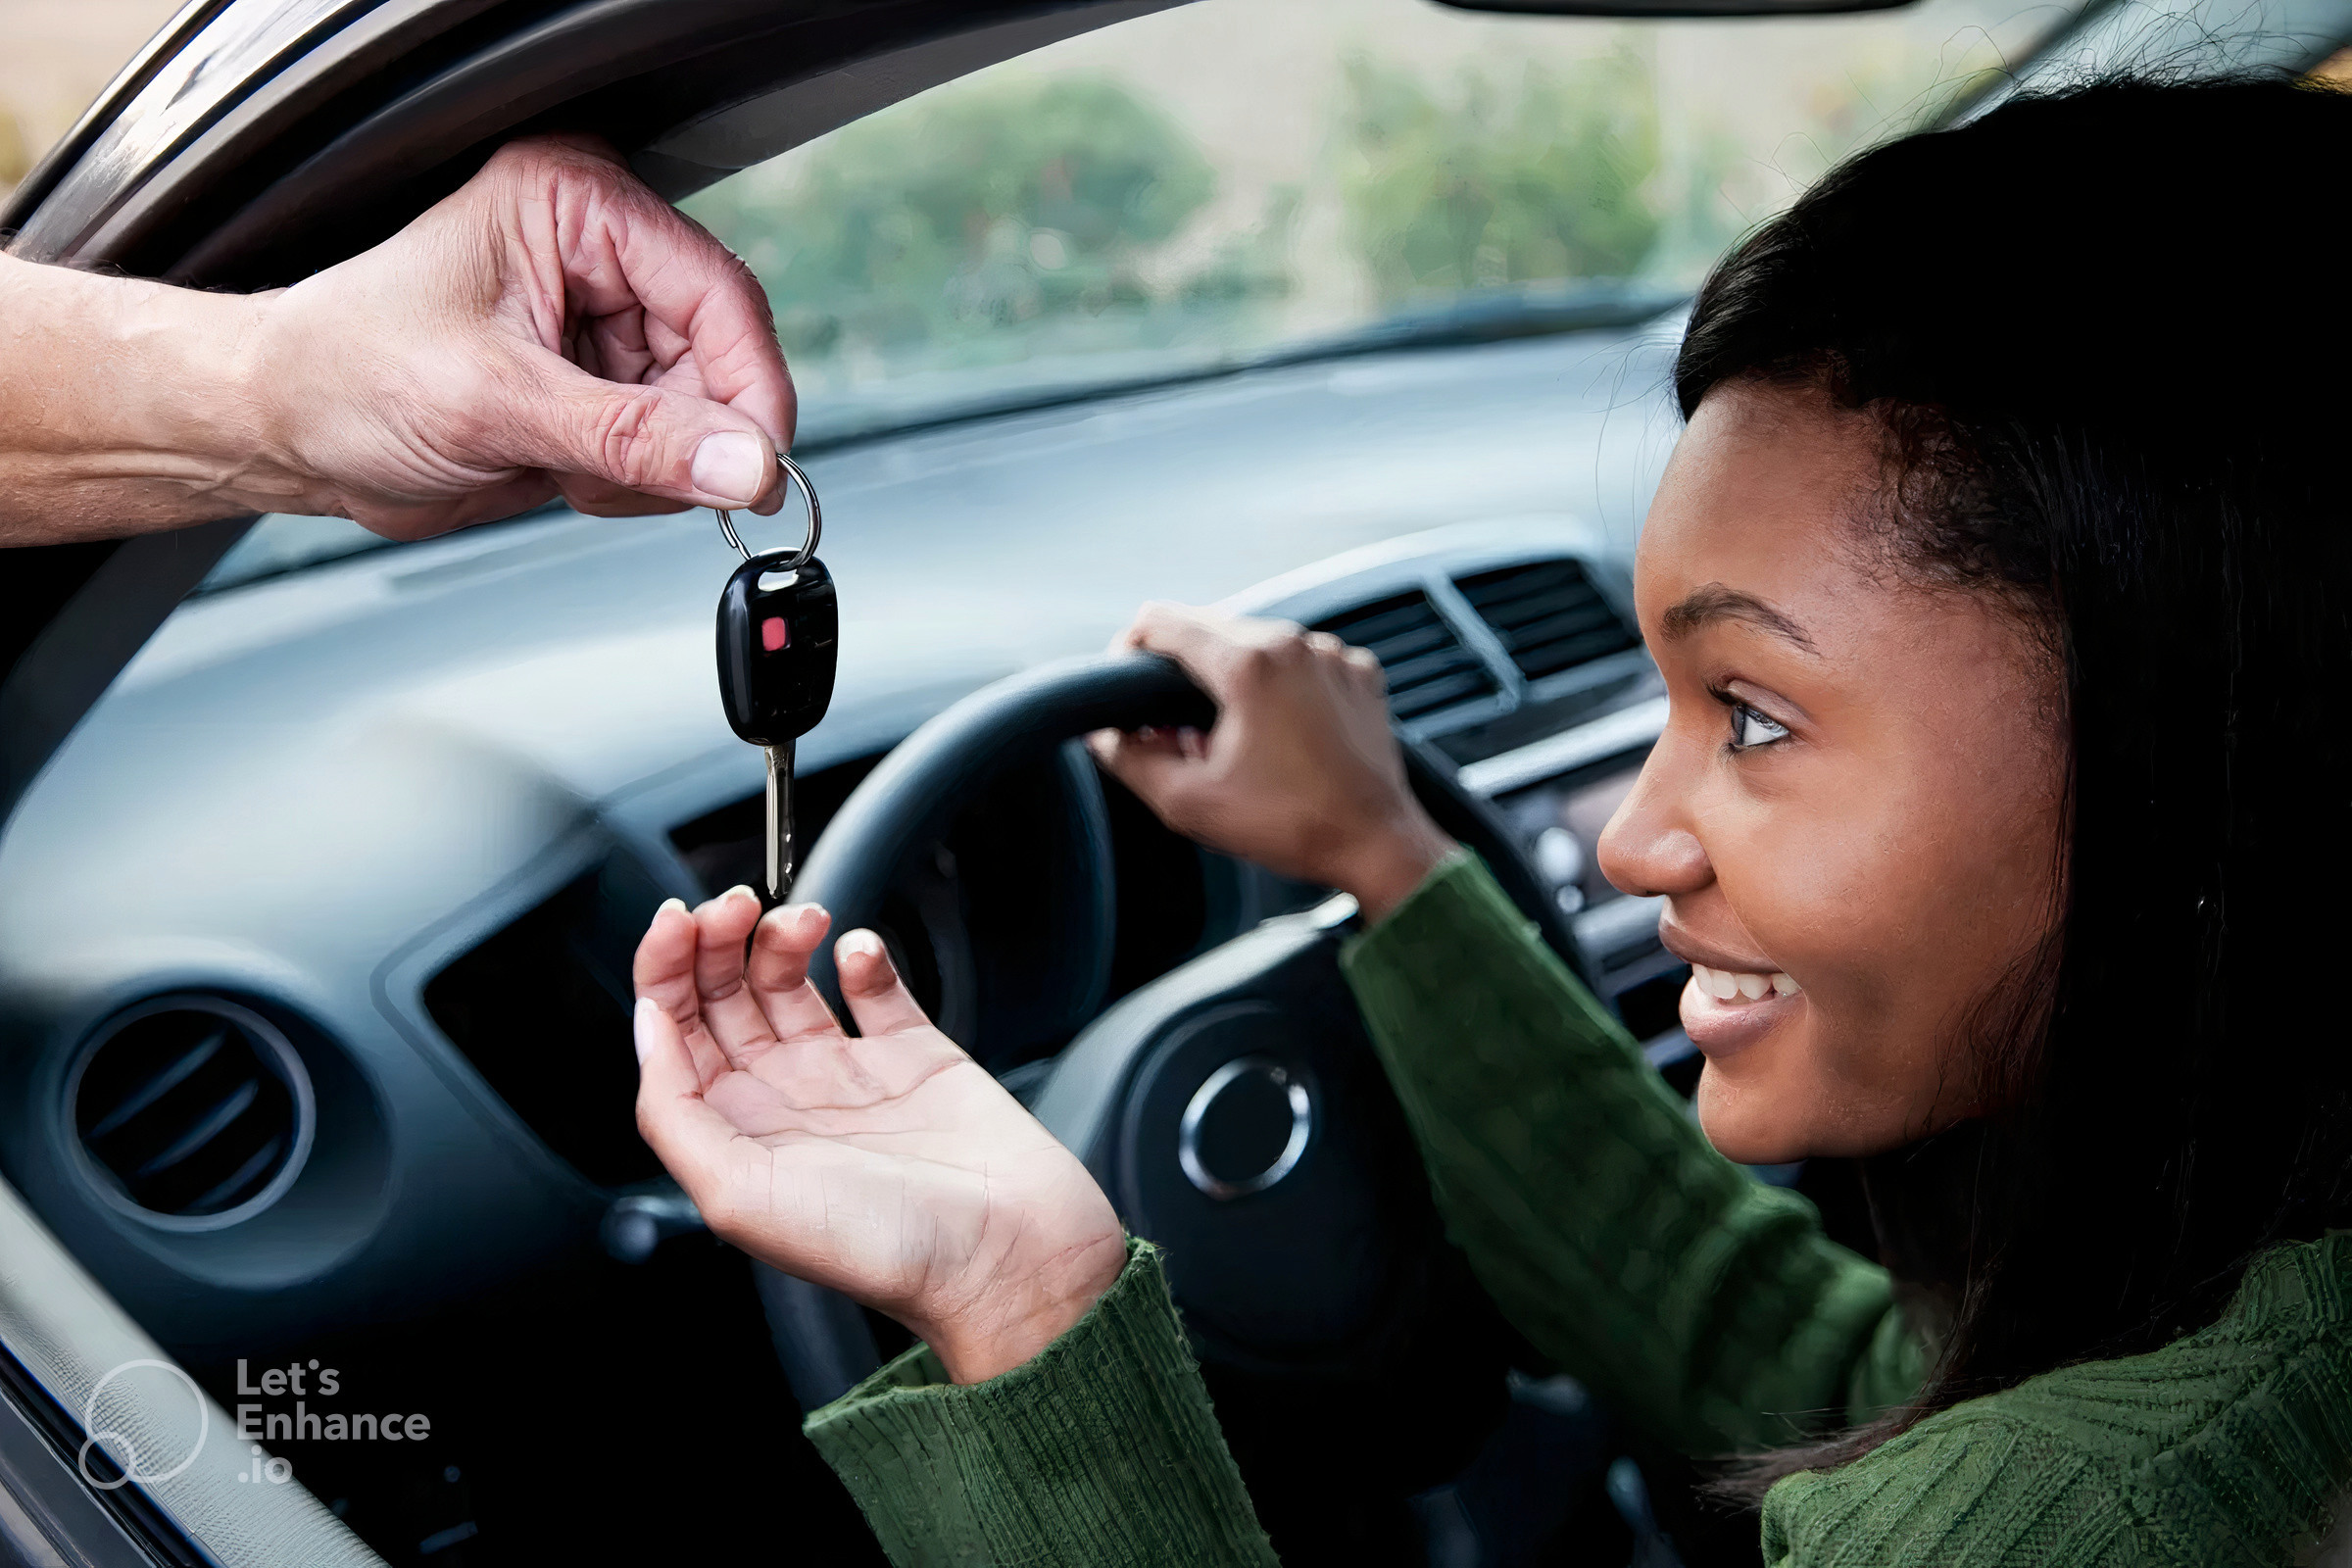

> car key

[{"left": 714, "top": 455, "right": 836, "bottom": 903}]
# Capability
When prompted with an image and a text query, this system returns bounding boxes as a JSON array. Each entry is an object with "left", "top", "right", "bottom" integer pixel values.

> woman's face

[{"left": 1597, "top": 380, "right": 2066, "bottom": 1165}]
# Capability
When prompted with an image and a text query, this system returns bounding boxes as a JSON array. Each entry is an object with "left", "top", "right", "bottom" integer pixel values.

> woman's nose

[{"left": 1597, "top": 751, "right": 1712, "bottom": 899}]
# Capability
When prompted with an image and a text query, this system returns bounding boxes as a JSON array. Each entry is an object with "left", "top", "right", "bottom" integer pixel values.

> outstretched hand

[{"left": 631, "top": 889, "right": 1126, "bottom": 1386}]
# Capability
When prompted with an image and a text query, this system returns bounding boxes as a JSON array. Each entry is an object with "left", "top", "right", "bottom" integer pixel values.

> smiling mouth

[{"left": 1689, "top": 962, "right": 1801, "bottom": 1004}]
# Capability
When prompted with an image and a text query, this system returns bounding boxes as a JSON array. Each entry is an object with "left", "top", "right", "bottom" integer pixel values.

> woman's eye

[{"left": 1732, "top": 704, "right": 1789, "bottom": 749}]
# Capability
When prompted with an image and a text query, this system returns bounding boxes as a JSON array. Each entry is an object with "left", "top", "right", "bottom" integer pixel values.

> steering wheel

[{"left": 764, "top": 652, "right": 1587, "bottom": 1560}]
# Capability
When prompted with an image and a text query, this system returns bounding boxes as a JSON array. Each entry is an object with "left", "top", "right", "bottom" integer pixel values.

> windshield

[
  {"left": 682, "top": 0, "right": 2077, "bottom": 444},
  {"left": 198, "top": 0, "right": 2082, "bottom": 593}
]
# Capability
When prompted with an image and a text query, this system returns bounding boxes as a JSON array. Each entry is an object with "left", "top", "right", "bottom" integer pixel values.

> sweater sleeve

[
  {"left": 1340, "top": 851, "right": 1916, "bottom": 1457},
  {"left": 804, "top": 1238, "right": 1279, "bottom": 1568},
  {"left": 1757, "top": 1411, "right": 2138, "bottom": 1567}
]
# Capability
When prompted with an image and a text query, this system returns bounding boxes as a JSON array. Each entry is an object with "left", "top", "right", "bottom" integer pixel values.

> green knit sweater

[{"left": 807, "top": 854, "right": 2352, "bottom": 1565}]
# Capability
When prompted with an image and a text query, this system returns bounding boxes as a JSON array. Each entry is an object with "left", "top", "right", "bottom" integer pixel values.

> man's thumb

[
  {"left": 687, "top": 429, "right": 773, "bottom": 507},
  {"left": 526, "top": 362, "right": 778, "bottom": 509}
]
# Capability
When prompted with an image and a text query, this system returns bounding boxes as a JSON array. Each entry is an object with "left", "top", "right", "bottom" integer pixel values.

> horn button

[
  {"left": 1038, "top": 905, "right": 1446, "bottom": 1370},
  {"left": 1181, "top": 1053, "right": 1314, "bottom": 1200}
]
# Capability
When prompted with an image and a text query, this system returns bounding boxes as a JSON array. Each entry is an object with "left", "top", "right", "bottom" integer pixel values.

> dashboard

[{"left": 0, "top": 319, "right": 1686, "bottom": 1548}]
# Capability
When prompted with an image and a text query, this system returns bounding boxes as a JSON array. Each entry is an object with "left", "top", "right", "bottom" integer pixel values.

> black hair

[{"left": 1673, "top": 73, "right": 2352, "bottom": 1490}]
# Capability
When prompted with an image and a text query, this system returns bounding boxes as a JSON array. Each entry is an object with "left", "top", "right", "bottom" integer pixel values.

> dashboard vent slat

[
  {"left": 74, "top": 1002, "right": 307, "bottom": 1220},
  {"left": 134, "top": 1078, "right": 261, "bottom": 1179},
  {"left": 82, "top": 1026, "right": 227, "bottom": 1140},
  {"left": 184, "top": 1137, "right": 289, "bottom": 1216},
  {"left": 1315, "top": 590, "right": 1499, "bottom": 721},
  {"left": 1455, "top": 560, "right": 1640, "bottom": 681}
]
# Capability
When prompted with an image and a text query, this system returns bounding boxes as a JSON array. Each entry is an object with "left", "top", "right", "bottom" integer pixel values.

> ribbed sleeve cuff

[
  {"left": 1341, "top": 848, "right": 1634, "bottom": 1067},
  {"left": 804, "top": 1239, "right": 1278, "bottom": 1568}
]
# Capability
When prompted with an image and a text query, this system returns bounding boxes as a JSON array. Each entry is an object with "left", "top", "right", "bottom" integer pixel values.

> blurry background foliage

[
  {"left": 685, "top": 31, "right": 1712, "bottom": 395},
  {"left": 1339, "top": 49, "right": 1664, "bottom": 302},
  {"left": 687, "top": 77, "right": 1268, "bottom": 374}
]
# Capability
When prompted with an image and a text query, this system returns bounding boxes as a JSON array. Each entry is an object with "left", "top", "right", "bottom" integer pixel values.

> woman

[{"left": 630, "top": 74, "right": 2352, "bottom": 1565}]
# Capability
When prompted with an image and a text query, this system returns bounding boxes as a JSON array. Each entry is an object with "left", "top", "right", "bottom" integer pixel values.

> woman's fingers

[
  {"left": 631, "top": 997, "right": 754, "bottom": 1206},
  {"left": 1091, "top": 725, "right": 1216, "bottom": 839},
  {"left": 687, "top": 887, "right": 783, "bottom": 1065},
  {"left": 691, "top": 885, "right": 763, "bottom": 996},
  {"left": 1120, "top": 600, "right": 1257, "bottom": 700},
  {"left": 836, "top": 930, "right": 937, "bottom": 1039},
  {"left": 747, "top": 903, "right": 848, "bottom": 1041},
  {"left": 1093, "top": 608, "right": 1233, "bottom": 823},
  {"left": 631, "top": 898, "right": 729, "bottom": 1085}
]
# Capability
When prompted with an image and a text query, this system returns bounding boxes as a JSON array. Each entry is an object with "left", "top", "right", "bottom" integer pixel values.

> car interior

[{"left": 2, "top": 0, "right": 2348, "bottom": 1565}]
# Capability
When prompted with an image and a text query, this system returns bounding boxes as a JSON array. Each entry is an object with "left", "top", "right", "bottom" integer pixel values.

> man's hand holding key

[{"left": 0, "top": 133, "right": 794, "bottom": 544}]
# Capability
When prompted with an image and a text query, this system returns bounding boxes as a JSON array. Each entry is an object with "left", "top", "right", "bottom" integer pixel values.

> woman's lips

[{"left": 1679, "top": 961, "right": 1804, "bottom": 1059}]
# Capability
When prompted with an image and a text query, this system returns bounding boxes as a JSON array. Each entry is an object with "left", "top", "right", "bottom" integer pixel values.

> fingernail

[
  {"left": 725, "top": 884, "right": 759, "bottom": 905},
  {"left": 633, "top": 997, "right": 660, "bottom": 1064},
  {"left": 692, "top": 431, "right": 768, "bottom": 505},
  {"left": 840, "top": 930, "right": 884, "bottom": 959},
  {"left": 658, "top": 898, "right": 687, "bottom": 918}
]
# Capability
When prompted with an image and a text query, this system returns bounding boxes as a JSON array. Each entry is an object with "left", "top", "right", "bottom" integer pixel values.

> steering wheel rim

[
  {"left": 763, "top": 651, "right": 1579, "bottom": 1427},
  {"left": 794, "top": 651, "right": 1581, "bottom": 1016},
  {"left": 792, "top": 652, "right": 1216, "bottom": 1018}
]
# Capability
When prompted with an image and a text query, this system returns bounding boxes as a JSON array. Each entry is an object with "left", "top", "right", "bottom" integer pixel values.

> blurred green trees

[
  {"left": 683, "top": 76, "right": 1226, "bottom": 371},
  {"left": 684, "top": 43, "right": 1684, "bottom": 388},
  {"left": 1339, "top": 48, "right": 1662, "bottom": 302}
]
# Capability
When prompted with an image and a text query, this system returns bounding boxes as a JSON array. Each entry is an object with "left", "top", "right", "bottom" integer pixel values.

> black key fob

[{"left": 716, "top": 553, "right": 837, "bottom": 747}]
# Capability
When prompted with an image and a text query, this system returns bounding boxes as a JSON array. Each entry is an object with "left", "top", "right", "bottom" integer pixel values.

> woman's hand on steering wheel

[
  {"left": 1092, "top": 602, "right": 1458, "bottom": 924},
  {"left": 630, "top": 889, "right": 1127, "bottom": 1385}
]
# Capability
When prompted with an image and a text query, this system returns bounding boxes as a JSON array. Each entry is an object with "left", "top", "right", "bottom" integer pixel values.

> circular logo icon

[{"left": 79, "top": 1359, "right": 209, "bottom": 1491}]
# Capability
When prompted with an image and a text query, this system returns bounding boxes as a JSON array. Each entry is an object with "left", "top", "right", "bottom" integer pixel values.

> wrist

[
  {"left": 220, "top": 285, "right": 338, "bottom": 514},
  {"left": 921, "top": 1234, "right": 1128, "bottom": 1386},
  {"left": 1336, "top": 810, "right": 1457, "bottom": 926}
]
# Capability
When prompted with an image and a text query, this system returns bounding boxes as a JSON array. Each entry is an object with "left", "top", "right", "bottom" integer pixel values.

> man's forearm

[{"left": 0, "top": 254, "right": 306, "bottom": 545}]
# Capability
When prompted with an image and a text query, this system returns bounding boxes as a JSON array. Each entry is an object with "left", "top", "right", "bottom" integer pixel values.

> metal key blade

[{"left": 764, "top": 740, "right": 796, "bottom": 903}]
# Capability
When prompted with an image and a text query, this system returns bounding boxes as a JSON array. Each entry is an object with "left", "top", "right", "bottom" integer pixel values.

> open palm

[{"left": 631, "top": 890, "right": 1126, "bottom": 1385}]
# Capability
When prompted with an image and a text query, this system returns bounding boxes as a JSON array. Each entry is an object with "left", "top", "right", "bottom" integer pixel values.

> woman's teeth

[{"left": 1690, "top": 963, "right": 1800, "bottom": 1003}]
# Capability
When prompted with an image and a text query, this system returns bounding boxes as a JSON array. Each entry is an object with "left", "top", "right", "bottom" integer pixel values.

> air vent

[
  {"left": 72, "top": 999, "right": 312, "bottom": 1221},
  {"left": 1455, "top": 560, "right": 1639, "bottom": 682},
  {"left": 1315, "top": 590, "right": 1498, "bottom": 721}
]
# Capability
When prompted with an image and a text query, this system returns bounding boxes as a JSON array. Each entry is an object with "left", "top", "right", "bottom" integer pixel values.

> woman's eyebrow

[{"left": 1658, "top": 583, "right": 1820, "bottom": 654}]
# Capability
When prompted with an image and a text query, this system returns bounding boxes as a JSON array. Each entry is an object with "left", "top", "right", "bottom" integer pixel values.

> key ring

[{"left": 714, "top": 451, "right": 822, "bottom": 568}]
